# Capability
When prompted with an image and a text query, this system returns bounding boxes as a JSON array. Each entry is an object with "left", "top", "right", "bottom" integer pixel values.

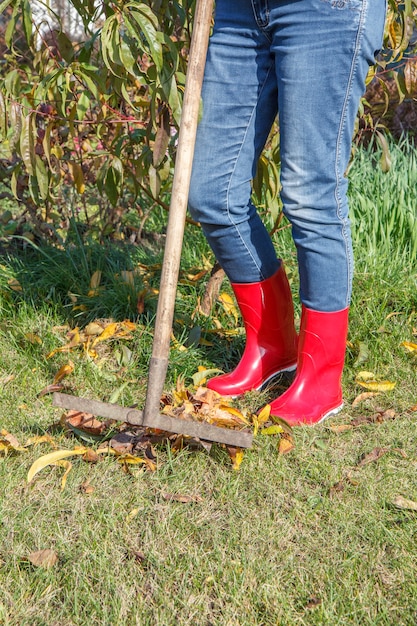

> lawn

[{"left": 0, "top": 140, "right": 416, "bottom": 626}]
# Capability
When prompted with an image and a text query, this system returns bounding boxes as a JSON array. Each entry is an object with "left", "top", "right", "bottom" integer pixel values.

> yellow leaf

[
  {"left": 328, "top": 424, "right": 354, "bottom": 433},
  {"left": 356, "top": 380, "right": 396, "bottom": 392},
  {"left": 90, "top": 270, "right": 102, "bottom": 289},
  {"left": 25, "top": 435, "right": 58, "bottom": 449},
  {"left": 27, "top": 448, "right": 87, "bottom": 483},
  {"left": 7, "top": 277, "right": 22, "bottom": 291},
  {"left": 51, "top": 459, "right": 72, "bottom": 490},
  {"left": 120, "top": 320, "right": 136, "bottom": 333},
  {"left": 120, "top": 270, "right": 136, "bottom": 287},
  {"left": 218, "top": 404, "right": 251, "bottom": 426},
  {"left": 171, "top": 332, "right": 187, "bottom": 352},
  {"left": 25, "top": 333, "right": 42, "bottom": 345},
  {"left": 91, "top": 322, "right": 119, "bottom": 346},
  {"left": 126, "top": 508, "right": 140, "bottom": 523},
  {"left": 117, "top": 454, "right": 147, "bottom": 465},
  {"left": 53, "top": 362, "right": 74, "bottom": 384},
  {"left": 261, "top": 424, "right": 284, "bottom": 436},
  {"left": 46, "top": 329, "right": 81, "bottom": 358},
  {"left": 356, "top": 371, "right": 376, "bottom": 382},
  {"left": 278, "top": 437, "right": 295, "bottom": 454},
  {"left": 0, "top": 430, "right": 27, "bottom": 453},
  {"left": 228, "top": 447, "right": 244, "bottom": 470},
  {"left": 191, "top": 366, "right": 222, "bottom": 388},
  {"left": 85, "top": 322, "right": 105, "bottom": 336},
  {"left": 257, "top": 404, "right": 271, "bottom": 425},
  {"left": 401, "top": 341, "right": 417, "bottom": 353},
  {"left": 218, "top": 292, "right": 239, "bottom": 323}
]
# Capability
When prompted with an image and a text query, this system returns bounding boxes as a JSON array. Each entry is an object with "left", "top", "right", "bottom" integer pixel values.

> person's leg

[
  {"left": 266, "top": 0, "right": 386, "bottom": 424},
  {"left": 189, "top": 0, "right": 279, "bottom": 283},
  {"left": 188, "top": 0, "right": 297, "bottom": 395}
]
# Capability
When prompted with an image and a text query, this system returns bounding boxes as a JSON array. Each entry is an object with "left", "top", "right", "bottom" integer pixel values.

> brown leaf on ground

[
  {"left": 350, "top": 408, "right": 396, "bottom": 427},
  {"left": 278, "top": 436, "right": 295, "bottom": 455},
  {"left": 329, "top": 480, "right": 346, "bottom": 498},
  {"left": 163, "top": 493, "right": 203, "bottom": 503},
  {"left": 356, "top": 447, "right": 389, "bottom": 467},
  {"left": 80, "top": 480, "right": 95, "bottom": 494},
  {"left": 161, "top": 382, "right": 251, "bottom": 431},
  {"left": 305, "top": 596, "right": 322, "bottom": 609},
  {"left": 328, "top": 424, "right": 354, "bottom": 433},
  {"left": 37, "top": 383, "right": 64, "bottom": 398},
  {"left": 82, "top": 449, "right": 99, "bottom": 463},
  {"left": 0, "top": 430, "right": 27, "bottom": 453},
  {"left": 392, "top": 495, "right": 417, "bottom": 511},
  {"left": 63, "top": 409, "right": 107, "bottom": 435},
  {"left": 132, "top": 550, "right": 146, "bottom": 564},
  {"left": 109, "top": 431, "right": 135, "bottom": 454},
  {"left": 352, "top": 392, "right": 380, "bottom": 407},
  {"left": 227, "top": 446, "right": 245, "bottom": 470},
  {"left": 0, "top": 374, "right": 15, "bottom": 385},
  {"left": 27, "top": 549, "right": 58, "bottom": 569}
]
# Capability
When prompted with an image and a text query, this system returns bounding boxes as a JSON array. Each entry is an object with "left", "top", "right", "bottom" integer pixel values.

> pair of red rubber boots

[{"left": 206, "top": 265, "right": 349, "bottom": 426}]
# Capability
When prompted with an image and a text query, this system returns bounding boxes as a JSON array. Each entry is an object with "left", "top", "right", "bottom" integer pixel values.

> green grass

[{"left": 1, "top": 140, "right": 417, "bottom": 625}]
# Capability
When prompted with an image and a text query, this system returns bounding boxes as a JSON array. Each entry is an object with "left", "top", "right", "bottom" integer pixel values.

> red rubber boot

[
  {"left": 207, "top": 265, "right": 298, "bottom": 396},
  {"left": 268, "top": 306, "right": 349, "bottom": 425}
]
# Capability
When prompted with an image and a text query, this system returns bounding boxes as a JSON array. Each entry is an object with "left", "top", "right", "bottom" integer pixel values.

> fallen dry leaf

[
  {"left": 401, "top": 341, "right": 417, "bottom": 353},
  {"left": 327, "top": 424, "right": 354, "bottom": 433},
  {"left": 126, "top": 508, "right": 140, "bottom": 523},
  {"left": 352, "top": 392, "right": 380, "bottom": 407},
  {"left": 218, "top": 292, "right": 239, "bottom": 323},
  {"left": 82, "top": 449, "right": 99, "bottom": 463},
  {"left": 109, "top": 431, "right": 135, "bottom": 454},
  {"left": 25, "top": 332, "right": 42, "bottom": 345},
  {"left": 132, "top": 550, "right": 146, "bottom": 564},
  {"left": 51, "top": 459, "right": 72, "bottom": 490},
  {"left": 350, "top": 409, "right": 397, "bottom": 427},
  {"left": 329, "top": 480, "right": 346, "bottom": 498},
  {"left": 0, "top": 374, "right": 15, "bottom": 385},
  {"left": 27, "top": 447, "right": 87, "bottom": 483},
  {"left": 163, "top": 493, "right": 203, "bottom": 503},
  {"left": 226, "top": 446, "right": 245, "bottom": 470},
  {"left": 85, "top": 321, "right": 105, "bottom": 336},
  {"left": 53, "top": 362, "right": 74, "bottom": 384},
  {"left": 27, "top": 549, "right": 58, "bottom": 569},
  {"left": 356, "top": 380, "right": 396, "bottom": 392},
  {"left": 0, "top": 430, "right": 27, "bottom": 453},
  {"left": 278, "top": 437, "right": 295, "bottom": 455},
  {"left": 392, "top": 496, "right": 417, "bottom": 511},
  {"left": 63, "top": 410, "right": 107, "bottom": 435},
  {"left": 80, "top": 480, "right": 95, "bottom": 494},
  {"left": 356, "top": 447, "right": 389, "bottom": 467},
  {"left": 305, "top": 596, "right": 322, "bottom": 610},
  {"left": 37, "top": 383, "right": 64, "bottom": 398},
  {"left": 261, "top": 424, "right": 285, "bottom": 436}
]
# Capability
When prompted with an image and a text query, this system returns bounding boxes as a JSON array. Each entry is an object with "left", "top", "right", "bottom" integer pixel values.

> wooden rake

[{"left": 53, "top": 0, "right": 253, "bottom": 449}]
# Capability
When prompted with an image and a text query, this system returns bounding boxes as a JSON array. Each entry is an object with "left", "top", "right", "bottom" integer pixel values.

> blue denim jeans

[{"left": 188, "top": 0, "right": 386, "bottom": 311}]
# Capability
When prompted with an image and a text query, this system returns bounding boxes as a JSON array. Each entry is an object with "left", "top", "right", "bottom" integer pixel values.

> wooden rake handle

[{"left": 143, "top": 0, "right": 215, "bottom": 425}]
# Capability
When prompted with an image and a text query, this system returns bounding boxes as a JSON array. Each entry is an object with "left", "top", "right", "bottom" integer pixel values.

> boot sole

[
  {"left": 216, "top": 362, "right": 298, "bottom": 399},
  {"left": 315, "top": 402, "right": 344, "bottom": 425},
  {"left": 257, "top": 363, "right": 297, "bottom": 392}
]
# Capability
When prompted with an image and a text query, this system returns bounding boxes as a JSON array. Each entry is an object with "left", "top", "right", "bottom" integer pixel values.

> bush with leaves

[{"left": 0, "top": 0, "right": 416, "bottom": 243}]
